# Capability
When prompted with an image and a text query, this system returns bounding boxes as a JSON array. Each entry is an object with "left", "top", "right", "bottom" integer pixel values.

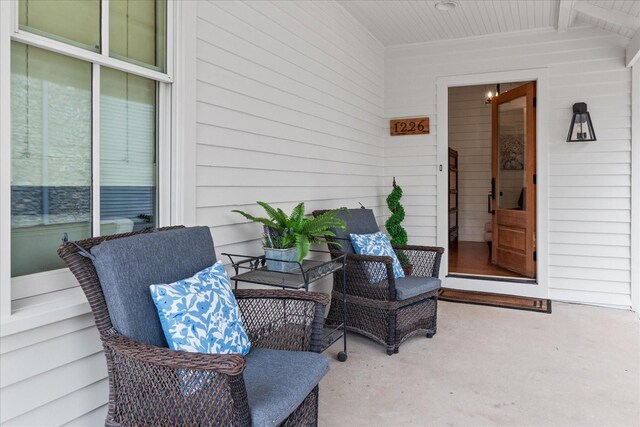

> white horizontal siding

[
  {"left": 385, "top": 26, "right": 632, "bottom": 308},
  {"left": 195, "top": 0, "right": 386, "bottom": 267},
  {"left": 0, "top": 316, "right": 107, "bottom": 425}
]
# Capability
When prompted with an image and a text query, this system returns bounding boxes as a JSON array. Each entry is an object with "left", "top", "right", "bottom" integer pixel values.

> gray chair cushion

[
  {"left": 395, "top": 276, "right": 441, "bottom": 300},
  {"left": 90, "top": 226, "right": 217, "bottom": 347},
  {"left": 329, "top": 208, "right": 380, "bottom": 254},
  {"left": 244, "top": 348, "right": 330, "bottom": 427}
]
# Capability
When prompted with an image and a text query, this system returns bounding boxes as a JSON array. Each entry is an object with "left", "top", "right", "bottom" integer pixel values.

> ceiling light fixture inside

[{"left": 435, "top": 1, "right": 458, "bottom": 11}]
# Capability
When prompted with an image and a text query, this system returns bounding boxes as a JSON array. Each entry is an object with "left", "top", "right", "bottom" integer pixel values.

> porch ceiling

[{"left": 337, "top": 0, "right": 640, "bottom": 46}]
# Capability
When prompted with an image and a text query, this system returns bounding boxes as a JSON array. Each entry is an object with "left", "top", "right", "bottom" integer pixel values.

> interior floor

[{"left": 448, "top": 240, "right": 529, "bottom": 279}]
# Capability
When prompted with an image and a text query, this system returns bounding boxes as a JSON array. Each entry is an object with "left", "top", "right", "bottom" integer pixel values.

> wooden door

[{"left": 490, "top": 82, "right": 536, "bottom": 278}]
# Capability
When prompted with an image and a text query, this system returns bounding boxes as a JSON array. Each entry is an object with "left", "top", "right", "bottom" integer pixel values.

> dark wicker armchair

[
  {"left": 58, "top": 226, "right": 330, "bottom": 427},
  {"left": 313, "top": 208, "right": 443, "bottom": 355}
]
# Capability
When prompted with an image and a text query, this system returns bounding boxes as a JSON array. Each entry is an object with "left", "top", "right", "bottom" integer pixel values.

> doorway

[
  {"left": 436, "top": 69, "right": 549, "bottom": 299},
  {"left": 447, "top": 81, "right": 536, "bottom": 281}
]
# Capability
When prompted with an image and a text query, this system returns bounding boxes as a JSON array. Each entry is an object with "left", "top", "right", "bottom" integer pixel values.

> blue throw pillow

[
  {"left": 149, "top": 261, "right": 251, "bottom": 356},
  {"left": 350, "top": 232, "right": 405, "bottom": 284}
]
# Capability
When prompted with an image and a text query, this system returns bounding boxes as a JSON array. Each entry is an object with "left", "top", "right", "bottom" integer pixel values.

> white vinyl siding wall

[
  {"left": 385, "top": 27, "right": 632, "bottom": 309},
  {"left": 0, "top": 313, "right": 107, "bottom": 426},
  {"left": 194, "top": 1, "right": 386, "bottom": 270},
  {"left": 1, "top": 2, "right": 385, "bottom": 425}
]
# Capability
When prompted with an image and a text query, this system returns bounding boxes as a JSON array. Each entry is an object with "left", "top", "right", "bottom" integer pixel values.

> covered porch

[{"left": 1, "top": 0, "right": 639, "bottom": 425}]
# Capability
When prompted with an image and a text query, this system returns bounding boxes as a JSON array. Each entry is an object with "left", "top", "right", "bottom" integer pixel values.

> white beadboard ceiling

[{"left": 338, "top": 0, "right": 640, "bottom": 46}]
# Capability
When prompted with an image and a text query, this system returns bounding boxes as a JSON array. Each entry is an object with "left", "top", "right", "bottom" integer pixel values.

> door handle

[
  {"left": 488, "top": 193, "right": 495, "bottom": 215},
  {"left": 488, "top": 178, "right": 496, "bottom": 215}
]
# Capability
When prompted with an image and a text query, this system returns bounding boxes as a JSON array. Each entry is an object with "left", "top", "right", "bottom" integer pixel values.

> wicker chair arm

[
  {"left": 392, "top": 244, "right": 444, "bottom": 278},
  {"left": 233, "top": 289, "right": 329, "bottom": 353},
  {"left": 102, "top": 332, "right": 246, "bottom": 374},
  {"left": 392, "top": 244, "right": 445, "bottom": 254},
  {"left": 233, "top": 288, "right": 330, "bottom": 306},
  {"left": 101, "top": 332, "right": 251, "bottom": 426}
]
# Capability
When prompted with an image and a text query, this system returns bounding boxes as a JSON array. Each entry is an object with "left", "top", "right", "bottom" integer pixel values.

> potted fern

[{"left": 232, "top": 201, "right": 346, "bottom": 272}]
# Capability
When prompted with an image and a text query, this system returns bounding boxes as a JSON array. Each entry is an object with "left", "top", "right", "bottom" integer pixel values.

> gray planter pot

[{"left": 264, "top": 247, "right": 299, "bottom": 272}]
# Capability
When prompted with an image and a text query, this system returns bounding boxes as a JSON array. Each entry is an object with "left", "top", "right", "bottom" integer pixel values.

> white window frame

[{"left": 0, "top": 0, "right": 176, "bottom": 329}]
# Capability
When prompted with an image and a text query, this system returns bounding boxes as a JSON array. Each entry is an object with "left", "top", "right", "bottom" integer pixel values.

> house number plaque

[{"left": 390, "top": 117, "right": 429, "bottom": 136}]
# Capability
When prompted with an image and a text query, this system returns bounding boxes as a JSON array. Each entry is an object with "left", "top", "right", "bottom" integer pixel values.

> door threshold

[{"left": 447, "top": 272, "right": 537, "bottom": 285}]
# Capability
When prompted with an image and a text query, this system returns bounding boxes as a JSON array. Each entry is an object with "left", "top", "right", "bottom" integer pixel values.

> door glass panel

[
  {"left": 498, "top": 97, "right": 526, "bottom": 210},
  {"left": 100, "top": 68, "right": 157, "bottom": 236},
  {"left": 110, "top": 0, "right": 167, "bottom": 71},
  {"left": 19, "top": 0, "right": 100, "bottom": 52},
  {"left": 11, "top": 42, "right": 92, "bottom": 277}
]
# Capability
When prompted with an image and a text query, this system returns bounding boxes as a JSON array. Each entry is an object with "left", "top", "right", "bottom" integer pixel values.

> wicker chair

[
  {"left": 313, "top": 208, "right": 443, "bottom": 355},
  {"left": 58, "top": 226, "right": 330, "bottom": 427}
]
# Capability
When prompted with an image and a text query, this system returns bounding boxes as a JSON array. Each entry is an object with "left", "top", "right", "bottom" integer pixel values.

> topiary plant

[
  {"left": 386, "top": 178, "right": 412, "bottom": 274},
  {"left": 385, "top": 177, "right": 408, "bottom": 245}
]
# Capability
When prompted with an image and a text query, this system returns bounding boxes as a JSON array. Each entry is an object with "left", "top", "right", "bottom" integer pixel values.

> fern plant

[{"left": 232, "top": 201, "right": 346, "bottom": 262}]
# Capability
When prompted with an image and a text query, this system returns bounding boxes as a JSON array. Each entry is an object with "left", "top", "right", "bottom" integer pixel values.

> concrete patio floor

[{"left": 319, "top": 301, "right": 640, "bottom": 427}]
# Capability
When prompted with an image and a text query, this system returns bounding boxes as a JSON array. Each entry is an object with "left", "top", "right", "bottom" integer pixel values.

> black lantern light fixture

[{"left": 566, "top": 102, "right": 596, "bottom": 142}]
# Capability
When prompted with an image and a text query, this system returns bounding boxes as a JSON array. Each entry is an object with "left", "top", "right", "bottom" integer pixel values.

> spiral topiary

[{"left": 385, "top": 177, "right": 408, "bottom": 245}]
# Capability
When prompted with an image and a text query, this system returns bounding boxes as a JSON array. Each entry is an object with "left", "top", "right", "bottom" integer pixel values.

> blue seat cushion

[
  {"left": 244, "top": 348, "right": 330, "bottom": 427},
  {"left": 90, "top": 226, "right": 217, "bottom": 347},
  {"left": 395, "top": 276, "right": 441, "bottom": 300}
]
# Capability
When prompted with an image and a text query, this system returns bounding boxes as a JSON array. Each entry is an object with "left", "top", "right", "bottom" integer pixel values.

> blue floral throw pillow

[
  {"left": 350, "top": 232, "right": 405, "bottom": 284},
  {"left": 149, "top": 261, "right": 251, "bottom": 356}
]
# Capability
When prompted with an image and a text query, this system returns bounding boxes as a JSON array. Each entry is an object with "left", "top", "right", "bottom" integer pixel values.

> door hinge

[
  {"left": 533, "top": 173, "right": 537, "bottom": 185},
  {"left": 533, "top": 251, "right": 537, "bottom": 262},
  {"left": 533, "top": 97, "right": 537, "bottom": 108}
]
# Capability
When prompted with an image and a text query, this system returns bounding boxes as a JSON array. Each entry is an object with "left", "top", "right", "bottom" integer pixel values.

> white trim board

[
  {"left": 0, "top": 0, "right": 13, "bottom": 321},
  {"left": 436, "top": 68, "right": 550, "bottom": 299},
  {"left": 631, "top": 64, "right": 640, "bottom": 317},
  {"left": 171, "top": 0, "right": 197, "bottom": 227}
]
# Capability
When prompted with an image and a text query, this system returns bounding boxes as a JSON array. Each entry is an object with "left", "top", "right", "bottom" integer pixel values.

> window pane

[
  {"left": 100, "top": 68, "right": 157, "bottom": 236},
  {"left": 110, "top": 0, "right": 166, "bottom": 71},
  {"left": 19, "top": 0, "right": 100, "bottom": 52},
  {"left": 11, "top": 42, "right": 92, "bottom": 277},
  {"left": 498, "top": 98, "right": 526, "bottom": 210}
]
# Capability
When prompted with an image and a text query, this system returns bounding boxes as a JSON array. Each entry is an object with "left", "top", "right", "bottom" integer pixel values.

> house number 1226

[{"left": 390, "top": 117, "right": 430, "bottom": 136}]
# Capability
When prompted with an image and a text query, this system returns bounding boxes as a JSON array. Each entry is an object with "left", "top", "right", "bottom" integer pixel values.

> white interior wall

[
  {"left": 386, "top": 27, "right": 633, "bottom": 309},
  {"left": 448, "top": 85, "right": 492, "bottom": 242}
]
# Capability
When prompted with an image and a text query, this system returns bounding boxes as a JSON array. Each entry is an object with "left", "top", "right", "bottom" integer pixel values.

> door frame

[{"left": 436, "top": 68, "right": 550, "bottom": 299}]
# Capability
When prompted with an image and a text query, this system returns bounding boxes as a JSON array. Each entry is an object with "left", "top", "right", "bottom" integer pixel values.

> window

[{"left": 4, "top": 0, "right": 170, "bottom": 295}]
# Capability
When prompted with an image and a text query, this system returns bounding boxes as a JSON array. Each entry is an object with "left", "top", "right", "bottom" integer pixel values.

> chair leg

[
  {"left": 387, "top": 311, "right": 396, "bottom": 356},
  {"left": 426, "top": 297, "right": 438, "bottom": 338}
]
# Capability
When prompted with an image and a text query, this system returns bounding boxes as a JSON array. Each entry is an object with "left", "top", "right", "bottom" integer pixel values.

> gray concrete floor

[{"left": 319, "top": 301, "right": 640, "bottom": 427}]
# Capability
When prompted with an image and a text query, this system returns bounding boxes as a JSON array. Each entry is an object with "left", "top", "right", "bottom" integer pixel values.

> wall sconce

[
  {"left": 485, "top": 84, "right": 500, "bottom": 104},
  {"left": 566, "top": 102, "right": 596, "bottom": 142}
]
